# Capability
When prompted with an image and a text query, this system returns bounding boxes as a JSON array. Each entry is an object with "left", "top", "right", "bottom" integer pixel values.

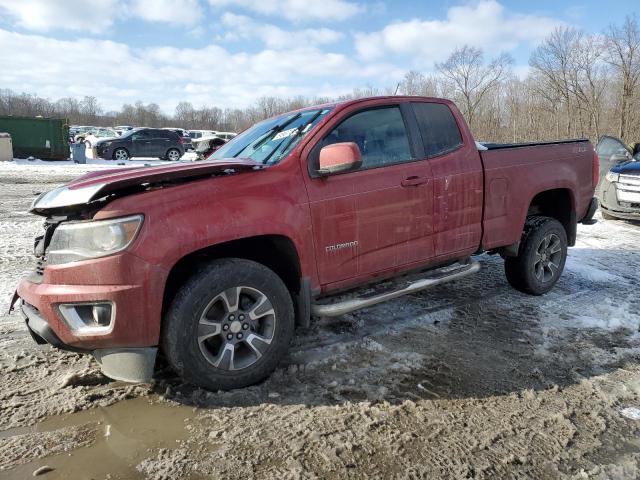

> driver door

[{"left": 303, "top": 104, "right": 435, "bottom": 290}]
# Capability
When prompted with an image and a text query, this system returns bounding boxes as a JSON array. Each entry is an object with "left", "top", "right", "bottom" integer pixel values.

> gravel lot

[{"left": 0, "top": 161, "right": 639, "bottom": 479}]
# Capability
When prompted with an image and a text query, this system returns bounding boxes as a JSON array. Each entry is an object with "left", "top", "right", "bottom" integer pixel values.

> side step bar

[{"left": 311, "top": 259, "right": 481, "bottom": 317}]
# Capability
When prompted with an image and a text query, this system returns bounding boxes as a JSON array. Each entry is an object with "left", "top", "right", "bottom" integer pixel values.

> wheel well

[
  {"left": 527, "top": 189, "right": 576, "bottom": 245},
  {"left": 162, "top": 235, "right": 302, "bottom": 314}
]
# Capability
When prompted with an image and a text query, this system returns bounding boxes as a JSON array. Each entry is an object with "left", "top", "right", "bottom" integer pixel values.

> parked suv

[{"left": 95, "top": 128, "right": 184, "bottom": 161}]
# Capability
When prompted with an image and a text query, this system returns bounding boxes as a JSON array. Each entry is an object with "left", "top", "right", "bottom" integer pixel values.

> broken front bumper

[
  {"left": 599, "top": 176, "right": 640, "bottom": 219},
  {"left": 12, "top": 251, "right": 168, "bottom": 382}
]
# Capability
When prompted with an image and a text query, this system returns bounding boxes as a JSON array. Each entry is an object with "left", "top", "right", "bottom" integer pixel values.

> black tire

[
  {"left": 166, "top": 148, "right": 181, "bottom": 161},
  {"left": 112, "top": 147, "right": 129, "bottom": 161},
  {"left": 505, "top": 216, "right": 567, "bottom": 295},
  {"left": 162, "top": 258, "right": 295, "bottom": 391}
]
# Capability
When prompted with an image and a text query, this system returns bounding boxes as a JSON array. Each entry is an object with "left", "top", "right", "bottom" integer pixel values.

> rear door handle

[{"left": 401, "top": 176, "right": 429, "bottom": 187}]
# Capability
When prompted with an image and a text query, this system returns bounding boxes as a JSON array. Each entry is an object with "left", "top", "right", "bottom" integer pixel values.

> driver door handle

[{"left": 401, "top": 176, "right": 429, "bottom": 187}]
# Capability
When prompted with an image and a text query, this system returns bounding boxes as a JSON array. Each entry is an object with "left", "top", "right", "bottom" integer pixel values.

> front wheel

[
  {"left": 505, "top": 216, "right": 567, "bottom": 295},
  {"left": 112, "top": 148, "right": 129, "bottom": 161},
  {"left": 162, "top": 258, "right": 295, "bottom": 391}
]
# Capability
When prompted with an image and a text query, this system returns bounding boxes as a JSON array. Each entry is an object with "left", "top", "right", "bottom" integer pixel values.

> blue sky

[{"left": 0, "top": 0, "right": 637, "bottom": 113}]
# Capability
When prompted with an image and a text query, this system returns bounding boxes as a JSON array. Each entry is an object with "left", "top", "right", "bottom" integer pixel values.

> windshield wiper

[
  {"left": 263, "top": 110, "right": 325, "bottom": 165},
  {"left": 243, "top": 113, "right": 303, "bottom": 155}
]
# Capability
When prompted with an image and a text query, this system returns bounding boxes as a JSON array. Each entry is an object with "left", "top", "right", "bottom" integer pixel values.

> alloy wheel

[
  {"left": 197, "top": 286, "right": 276, "bottom": 371},
  {"left": 533, "top": 233, "right": 562, "bottom": 282}
]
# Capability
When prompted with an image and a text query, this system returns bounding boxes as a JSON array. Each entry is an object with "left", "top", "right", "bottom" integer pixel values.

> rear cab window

[{"left": 411, "top": 102, "right": 463, "bottom": 158}]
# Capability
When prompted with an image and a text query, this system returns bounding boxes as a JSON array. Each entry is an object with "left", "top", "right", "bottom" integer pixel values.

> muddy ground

[{"left": 0, "top": 162, "right": 639, "bottom": 479}]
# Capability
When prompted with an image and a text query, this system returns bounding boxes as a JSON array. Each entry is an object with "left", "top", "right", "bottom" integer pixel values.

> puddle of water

[
  {"left": 3, "top": 396, "right": 195, "bottom": 479},
  {"left": 620, "top": 406, "right": 640, "bottom": 420}
]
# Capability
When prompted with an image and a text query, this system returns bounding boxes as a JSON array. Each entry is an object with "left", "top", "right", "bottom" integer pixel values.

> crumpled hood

[{"left": 30, "top": 159, "right": 262, "bottom": 216}]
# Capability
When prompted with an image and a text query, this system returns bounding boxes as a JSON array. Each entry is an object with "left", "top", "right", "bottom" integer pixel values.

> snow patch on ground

[
  {"left": 565, "top": 256, "right": 624, "bottom": 283},
  {"left": 573, "top": 297, "right": 639, "bottom": 332}
]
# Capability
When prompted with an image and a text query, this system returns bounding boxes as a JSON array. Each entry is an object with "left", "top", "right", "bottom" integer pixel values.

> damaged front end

[{"left": 13, "top": 160, "right": 263, "bottom": 383}]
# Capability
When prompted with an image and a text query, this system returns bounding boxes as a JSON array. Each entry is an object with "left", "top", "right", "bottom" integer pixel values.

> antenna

[{"left": 394, "top": 82, "right": 400, "bottom": 95}]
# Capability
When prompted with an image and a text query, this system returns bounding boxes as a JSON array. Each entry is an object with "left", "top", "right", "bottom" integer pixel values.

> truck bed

[{"left": 478, "top": 139, "right": 594, "bottom": 251}]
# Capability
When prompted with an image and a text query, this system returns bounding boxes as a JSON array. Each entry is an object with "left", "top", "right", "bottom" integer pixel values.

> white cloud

[
  {"left": 0, "top": 0, "right": 204, "bottom": 32},
  {"left": 0, "top": 28, "right": 400, "bottom": 112},
  {"left": 0, "top": 0, "right": 122, "bottom": 33},
  {"left": 220, "top": 13, "right": 343, "bottom": 48},
  {"left": 355, "top": 0, "right": 563, "bottom": 64},
  {"left": 130, "top": 0, "right": 202, "bottom": 26},
  {"left": 208, "top": 0, "right": 362, "bottom": 22}
]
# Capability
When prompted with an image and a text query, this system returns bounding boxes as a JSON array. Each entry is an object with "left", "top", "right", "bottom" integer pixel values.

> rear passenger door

[
  {"left": 411, "top": 101, "right": 483, "bottom": 258},
  {"left": 303, "top": 104, "right": 435, "bottom": 288},
  {"left": 147, "top": 130, "right": 169, "bottom": 157},
  {"left": 131, "top": 130, "right": 153, "bottom": 156}
]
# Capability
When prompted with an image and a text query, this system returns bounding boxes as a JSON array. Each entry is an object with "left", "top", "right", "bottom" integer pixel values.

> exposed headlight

[
  {"left": 605, "top": 171, "right": 619, "bottom": 183},
  {"left": 47, "top": 215, "right": 143, "bottom": 265}
]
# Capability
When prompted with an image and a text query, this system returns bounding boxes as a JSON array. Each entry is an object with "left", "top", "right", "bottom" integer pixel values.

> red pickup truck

[{"left": 13, "top": 96, "right": 599, "bottom": 390}]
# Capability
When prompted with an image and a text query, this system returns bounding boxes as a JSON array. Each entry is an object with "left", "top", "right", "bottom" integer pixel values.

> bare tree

[
  {"left": 570, "top": 35, "right": 608, "bottom": 140},
  {"left": 78, "top": 96, "right": 102, "bottom": 124},
  {"left": 604, "top": 15, "right": 640, "bottom": 141},
  {"left": 529, "top": 27, "right": 582, "bottom": 137},
  {"left": 437, "top": 46, "right": 513, "bottom": 131}
]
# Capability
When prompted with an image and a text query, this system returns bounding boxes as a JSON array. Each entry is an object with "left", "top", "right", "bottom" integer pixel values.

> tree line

[{"left": 1, "top": 15, "right": 639, "bottom": 144}]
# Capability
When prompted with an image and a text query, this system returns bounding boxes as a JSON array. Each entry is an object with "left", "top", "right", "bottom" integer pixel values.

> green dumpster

[{"left": 0, "top": 116, "right": 69, "bottom": 160}]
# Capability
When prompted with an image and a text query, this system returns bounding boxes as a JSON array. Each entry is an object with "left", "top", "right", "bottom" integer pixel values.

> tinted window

[
  {"left": 132, "top": 130, "right": 151, "bottom": 140},
  {"left": 158, "top": 131, "right": 175, "bottom": 139},
  {"left": 317, "top": 107, "right": 412, "bottom": 170},
  {"left": 412, "top": 102, "right": 462, "bottom": 157}
]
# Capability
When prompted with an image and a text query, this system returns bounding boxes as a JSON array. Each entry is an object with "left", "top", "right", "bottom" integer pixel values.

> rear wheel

[
  {"left": 113, "top": 148, "right": 129, "bottom": 161},
  {"left": 166, "top": 148, "right": 181, "bottom": 161},
  {"left": 505, "top": 216, "right": 567, "bottom": 295},
  {"left": 162, "top": 258, "right": 294, "bottom": 391}
]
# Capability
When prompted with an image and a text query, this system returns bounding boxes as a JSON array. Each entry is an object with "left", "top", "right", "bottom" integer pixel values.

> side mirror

[
  {"left": 632, "top": 143, "right": 640, "bottom": 156},
  {"left": 318, "top": 142, "right": 362, "bottom": 176}
]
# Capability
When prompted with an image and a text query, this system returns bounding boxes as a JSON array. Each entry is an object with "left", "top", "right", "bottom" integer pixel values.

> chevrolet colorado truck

[{"left": 11, "top": 96, "right": 599, "bottom": 390}]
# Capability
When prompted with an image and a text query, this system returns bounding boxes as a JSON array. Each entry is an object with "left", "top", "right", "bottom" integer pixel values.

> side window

[
  {"left": 412, "top": 102, "right": 463, "bottom": 158},
  {"left": 315, "top": 106, "right": 412, "bottom": 171},
  {"left": 132, "top": 130, "right": 150, "bottom": 140}
]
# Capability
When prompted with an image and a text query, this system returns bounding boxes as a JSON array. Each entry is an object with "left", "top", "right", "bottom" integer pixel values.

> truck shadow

[{"left": 150, "top": 247, "right": 640, "bottom": 410}]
